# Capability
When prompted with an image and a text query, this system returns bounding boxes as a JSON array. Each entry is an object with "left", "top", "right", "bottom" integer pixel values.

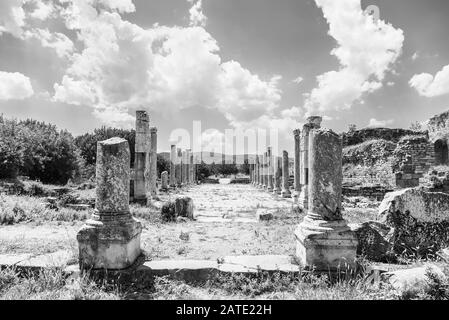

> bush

[
  {"left": 74, "top": 127, "right": 136, "bottom": 167},
  {"left": 0, "top": 116, "right": 81, "bottom": 184}
]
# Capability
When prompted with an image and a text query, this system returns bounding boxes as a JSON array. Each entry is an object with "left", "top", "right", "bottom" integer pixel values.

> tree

[
  {"left": 240, "top": 159, "right": 250, "bottom": 175},
  {"left": 157, "top": 154, "right": 170, "bottom": 177},
  {"left": 74, "top": 127, "right": 136, "bottom": 167},
  {"left": 348, "top": 124, "right": 357, "bottom": 133},
  {"left": 0, "top": 116, "right": 81, "bottom": 184},
  {"left": 410, "top": 121, "right": 422, "bottom": 131},
  {"left": 196, "top": 161, "right": 211, "bottom": 181},
  {"left": 0, "top": 115, "right": 24, "bottom": 179}
]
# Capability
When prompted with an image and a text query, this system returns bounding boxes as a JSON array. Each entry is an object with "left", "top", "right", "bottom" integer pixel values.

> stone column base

[
  {"left": 77, "top": 213, "right": 142, "bottom": 270},
  {"left": 131, "top": 197, "right": 147, "bottom": 206},
  {"left": 291, "top": 191, "right": 299, "bottom": 202},
  {"left": 298, "top": 189, "right": 308, "bottom": 210},
  {"left": 281, "top": 189, "right": 291, "bottom": 198},
  {"left": 294, "top": 214, "right": 358, "bottom": 271},
  {"left": 273, "top": 187, "right": 281, "bottom": 195}
]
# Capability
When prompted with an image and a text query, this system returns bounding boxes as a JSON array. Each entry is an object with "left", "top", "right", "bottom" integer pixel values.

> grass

[
  {"left": 0, "top": 194, "right": 90, "bottom": 225},
  {"left": 0, "top": 267, "right": 119, "bottom": 300},
  {"left": 0, "top": 267, "right": 405, "bottom": 300}
]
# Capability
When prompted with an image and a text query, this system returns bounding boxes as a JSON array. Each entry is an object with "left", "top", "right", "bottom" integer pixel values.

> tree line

[{"left": 0, "top": 115, "right": 249, "bottom": 185}]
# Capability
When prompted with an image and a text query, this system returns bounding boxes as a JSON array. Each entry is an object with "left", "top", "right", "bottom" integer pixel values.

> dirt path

[
  {"left": 0, "top": 184, "right": 301, "bottom": 259},
  {"left": 174, "top": 183, "right": 294, "bottom": 222}
]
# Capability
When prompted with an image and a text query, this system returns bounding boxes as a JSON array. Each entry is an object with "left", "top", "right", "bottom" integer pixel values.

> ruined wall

[
  {"left": 392, "top": 135, "right": 435, "bottom": 187},
  {"left": 426, "top": 110, "right": 449, "bottom": 142},
  {"left": 342, "top": 128, "right": 424, "bottom": 147}
]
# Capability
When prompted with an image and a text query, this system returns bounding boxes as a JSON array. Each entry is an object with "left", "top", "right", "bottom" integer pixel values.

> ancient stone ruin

[
  {"left": 295, "top": 129, "right": 357, "bottom": 271},
  {"left": 77, "top": 137, "right": 142, "bottom": 270}
]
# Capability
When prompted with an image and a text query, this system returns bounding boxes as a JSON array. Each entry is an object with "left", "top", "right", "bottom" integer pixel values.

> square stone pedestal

[
  {"left": 77, "top": 214, "right": 142, "bottom": 270},
  {"left": 295, "top": 214, "right": 358, "bottom": 271}
]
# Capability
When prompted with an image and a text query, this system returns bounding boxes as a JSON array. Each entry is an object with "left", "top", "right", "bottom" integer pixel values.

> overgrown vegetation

[
  {"left": 0, "top": 194, "right": 90, "bottom": 225},
  {"left": 0, "top": 116, "right": 82, "bottom": 184},
  {"left": 0, "top": 267, "right": 403, "bottom": 300}
]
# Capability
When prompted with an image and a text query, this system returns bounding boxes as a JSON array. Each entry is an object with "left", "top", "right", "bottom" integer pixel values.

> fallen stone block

[
  {"left": 256, "top": 209, "right": 273, "bottom": 221},
  {"left": 220, "top": 255, "right": 301, "bottom": 273},
  {"left": 379, "top": 187, "right": 449, "bottom": 255},
  {"left": 350, "top": 221, "right": 395, "bottom": 262},
  {"left": 66, "top": 204, "right": 92, "bottom": 211},
  {"left": 141, "top": 260, "right": 219, "bottom": 282},
  {"left": 179, "top": 230, "right": 190, "bottom": 241},
  {"left": 382, "top": 264, "right": 447, "bottom": 298},
  {"left": 161, "top": 197, "right": 194, "bottom": 222}
]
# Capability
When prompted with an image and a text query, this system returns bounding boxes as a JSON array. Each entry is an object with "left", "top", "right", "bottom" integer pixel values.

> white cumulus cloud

[
  {"left": 409, "top": 64, "right": 449, "bottom": 97},
  {"left": 304, "top": 0, "right": 404, "bottom": 116},
  {"left": 367, "top": 118, "right": 394, "bottom": 128},
  {"left": 187, "top": 0, "right": 207, "bottom": 27},
  {"left": 49, "top": 1, "right": 282, "bottom": 128},
  {"left": 0, "top": 71, "right": 34, "bottom": 100}
]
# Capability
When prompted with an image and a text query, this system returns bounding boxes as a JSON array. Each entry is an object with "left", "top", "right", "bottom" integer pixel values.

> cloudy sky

[{"left": 1, "top": 0, "right": 449, "bottom": 154}]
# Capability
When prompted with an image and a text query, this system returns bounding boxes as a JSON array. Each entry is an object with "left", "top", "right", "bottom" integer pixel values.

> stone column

[
  {"left": 77, "top": 138, "right": 142, "bottom": 270},
  {"left": 189, "top": 150, "right": 194, "bottom": 184},
  {"left": 148, "top": 127, "right": 158, "bottom": 198},
  {"left": 267, "top": 147, "right": 274, "bottom": 192},
  {"left": 249, "top": 161, "right": 253, "bottom": 184},
  {"left": 134, "top": 111, "right": 150, "bottom": 203},
  {"left": 161, "top": 171, "right": 168, "bottom": 191},
  {"left": 185, "top": 149, "right": 191, "bottom": 185},
  {"left": 262, "top": 152, "right": 268, "bottom": 189},
  {"left": 175, "top": 148, "right": 182, "bottom": 187},
  {"left": 192, "top": 156, "right": 197, "bottom": 184},
  {"left": 292, "top": 129, "right": 301, "bottom": 202},
  {"left": 281, "top": 151, "right": 291, "bottom": 198},
  {"left": 181, "top": 150, "right": 187, "bottom": 185},
  {"left": 258, "top": 155, "right": 263, "bottom": 188},
  {"left": 169, "top": 145, "right": 176, "bottom": 188},
  {"left": 298, "top": 116, "right": 322, "bottom": 210},
  {"left": 273, "top": 156, "right": 282, "bottom": 195},
  {"left": 295, "top": 129, "right": 357, "bottom": 271},
  {"left": 255, "top": 156, "right": 260, "bottom": 187}
]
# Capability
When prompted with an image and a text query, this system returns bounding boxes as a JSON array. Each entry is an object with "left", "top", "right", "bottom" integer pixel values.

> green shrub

[{"left": 0, "top": 116, "right": 81, "bottom": 184}]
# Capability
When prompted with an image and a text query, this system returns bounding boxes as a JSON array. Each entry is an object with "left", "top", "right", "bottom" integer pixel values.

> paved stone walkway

[{"left": 174, "top": 183, "right": 294, "bottom": 223}]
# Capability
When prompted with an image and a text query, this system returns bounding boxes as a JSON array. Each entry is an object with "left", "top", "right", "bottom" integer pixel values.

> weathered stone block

[
  {"left": 161, "top": 196, "right": 194, "bottom": 221},
  {"left": 77, "top": 216, "right": 142, "bottom": 270},
  {"left": 350, "top": 221, "right": 394, "bottom": 262},
  {"left": 256, "top": 209, "right": 273, "bottom": 221},
  {"left": 295, "top": 215, "right": 358, "bottom": 271},
  {"left": 379, "top": 187, "right": 449, "bottom": 255}
]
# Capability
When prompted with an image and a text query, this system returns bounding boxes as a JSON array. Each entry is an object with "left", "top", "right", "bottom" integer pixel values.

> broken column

[
  {"left": 281, "top": 151, "right": 291, "bottom": 198},
  {"left": 262, "top": 152, "right": 268, "bottom": 189},
  {"left": 295, "top": 129, "right": 357, "bottom": 271},
  {"left": 169, "top": 145, "right": 176, "bottom": 188},
  {"left": 148, "top": 127, "right": 158, "bottom": 199},
  {"left": 161, "top": 171, "right": 168, "bottom": 191},
  {"left": 134, "top": 110, "right": 150, "bottom": 204},
  {"left": 77, "top": 137, "right": 142, "bottom": 270},
  {"left": 189, "top": 150, "right": 194, "bottom": 184},
  {"left": 175, "top": 148, "right": 182, "bottom": 187},
  {"left": 267, "top": 147, "right": 274, "bottom": 192},
  {"left": 292, "top": 129, "right": 301, "bottom": 202},
  {"left": 298, "top": 116, "right": 322, "bottom": 210},
  {"left": 255, "top": 155, "right": 260, "bottom": 187},
  {"left": 273, "top": 156, "right": 282, "bottom": 195},
  {"left": 181, "top": 150, "right": 187, "bottom": 186}
]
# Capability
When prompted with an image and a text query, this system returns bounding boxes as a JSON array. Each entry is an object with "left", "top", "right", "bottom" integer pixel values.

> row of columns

[
  {"left": 76, "top": 114, "right": 357, "bottom": 272},
  {"left": 249, "top": 116, "right": 323, "bottom": 207},
  {"left": 249, "top": 116, "right": 357, "bottom": 271},
  {"left": 134, "top": 111, "right": 158, "bottom": 204},
  {"left": 169, "top": 146, "right": 198, "bottom": 187}
]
